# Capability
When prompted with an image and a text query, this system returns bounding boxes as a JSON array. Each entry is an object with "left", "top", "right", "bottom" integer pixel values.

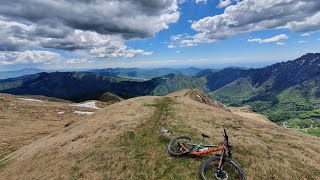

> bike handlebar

[
  {"left": 223, "top": 129, "right": 229, "bottom": 147},
  {"left": 223, "top": 129, "right": 232, "bottom": 157}
]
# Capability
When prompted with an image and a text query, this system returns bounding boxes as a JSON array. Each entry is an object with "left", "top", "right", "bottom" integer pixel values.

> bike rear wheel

[
  {"left": 200, "top": 156, "right": 246, "bottom": 180},
  {"left": 167, "top": 136, "right": 193, "bottom": 156}
]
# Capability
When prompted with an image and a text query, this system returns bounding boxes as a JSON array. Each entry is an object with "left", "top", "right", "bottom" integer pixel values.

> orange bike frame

[{"left": 181, "top": 145, "right": 225, "bottom": 157}]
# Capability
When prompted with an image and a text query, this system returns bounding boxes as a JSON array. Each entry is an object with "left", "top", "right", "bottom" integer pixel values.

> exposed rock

[
  {"left": 185, "top": 89, "right": 230, "bottom": 111},
  {"left": 161, "top": 127, "right": 171, "bottom": 136}
]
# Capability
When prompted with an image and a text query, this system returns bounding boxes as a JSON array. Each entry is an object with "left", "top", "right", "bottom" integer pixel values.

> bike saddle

[{"left": 202, "top": 133, "right": 210, "bottom": 138}]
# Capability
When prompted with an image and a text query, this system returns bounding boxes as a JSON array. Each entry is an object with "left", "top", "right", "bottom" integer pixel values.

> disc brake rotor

[{"left": 214, "top": 171, "right": 228, "bottom": 180}]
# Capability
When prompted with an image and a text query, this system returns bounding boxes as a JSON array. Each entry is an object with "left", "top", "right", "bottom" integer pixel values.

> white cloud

[
  {"left": 66, "top": 59, "right": 88, "bottom": 64},
  {"left": 195, "top": 0, "right": 207, "bottom": 4},
  {"left": 89, "top": 45, "right": 152, "bottom": 58},
  {"left": 0, "top": 1, "right": 180, "bottom": 39},
  {"left": 0, "top": 50, "right": 61, "bottom": 65},
  {"left": 248, "top": 34, "right": 288, "bottom": 43},
  {"left": 0, "top": 0, "right": 181, "bottom": 60},
  {"left": 0, "top": 19, "right": 154, "bottom": 59},
  {"left": 217, "top": 0, "right": 232, "bottom": 8},
  {"left": 168, "top": 44, "right": 176, "bottom": 48},
  {"left": 276, "top": 42, "right": 285, "bottom": 46},
  {"left": 301, "top": 33, "right": 311, "bottom": 37},
  {"left": 171, "top": 34, "right": 184, "bottom": 41},
  {"left": 190, "top": 0, "right": 320, "bottom": 45},
  {"left": 178, "top": 0, "right": 188, "bottom": 4},
  {"left": 180, "top": 39, "right": 201, "bottom": 47},
  {"left": 298, "top": 40, "right": 308, "bottom": 43}
]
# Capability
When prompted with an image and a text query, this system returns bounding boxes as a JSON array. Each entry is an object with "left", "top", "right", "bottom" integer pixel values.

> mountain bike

[{"left": 167, "top": 129, "right": 246, "bottom": 180}]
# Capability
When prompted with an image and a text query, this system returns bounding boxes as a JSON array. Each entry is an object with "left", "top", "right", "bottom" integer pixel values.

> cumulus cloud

[
  {"left": 89, "top": 44, "right": 153, "bottom": 58},
  {"left": 66, "top": 59, "right": 89, "bottom": 64},
  {"left": 0, "top": 50, "right": 61, "bottom": 65},
  {"left": 168, "top": 44, "right": 176, "bottom": 48},
  {"left": 180, "top": 39, "right": 201, "bottom": 47},
  {"left": 0, "top": 0, "right": 179, "bottom": 39},
  {"left": 0, "top": 0, "right": 180, "bottom": 58},
  {"left": 298, "top": 40, "right": 308, "bottom": 43},
  {"left": 171, "top": 34, "right": 185, "bottom": 41},
  {"left": 189, "top": 0, "right": 320, "bottom": 45},
  {"left": 248, "top": 34, "right": 288, "bottom": 43},
  {"left": 0, "top": 19, "right": 36, "bottom": 51},
  {"left": 217, "top": 0, "right": 232, "bottom": 8},
  {"left": 301, "top": 33, "right": 311, "bottom": 37}
]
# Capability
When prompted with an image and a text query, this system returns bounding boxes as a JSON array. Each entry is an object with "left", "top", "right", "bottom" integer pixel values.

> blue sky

[
  {"left": 0, "top": 0, "right": 319, "bottom": 70},
  {"left": 124, "top": 1, "right": 320, "bottom": 68}
]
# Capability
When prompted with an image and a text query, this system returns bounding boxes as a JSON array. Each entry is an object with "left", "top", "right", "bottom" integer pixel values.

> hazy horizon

[{"left": 0, "top": 60, "right": 280, "bottom": 71}]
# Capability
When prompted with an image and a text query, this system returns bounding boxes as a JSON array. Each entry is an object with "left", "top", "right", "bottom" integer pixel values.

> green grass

[
  {"left": 287, "top": 119, "right": 313, "bottom": 128},
  {"left": 72, "top": 97, "right": 205, "bottom": 179},
  {"left": 152, "top": 74, "right": 207, "bottom": 96},
  {"left": 211, "top": 78, "right": 320, "bottom": 137},
  {"left": 209, "top": 78, "right": 253, "bottom": 105},
  {"left": 306, "top": 128, "right": 320, "bottom": 137},
  {"left": 115, "top": 97, "right": 203, "bottom": 179}
]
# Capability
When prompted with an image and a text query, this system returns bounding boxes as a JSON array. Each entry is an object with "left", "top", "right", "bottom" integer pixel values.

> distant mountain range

[
  {"left": 0, "top": 72, "right": 205, "bottom": 101},
  {"left": 86, "top": 67, "right": 205, "bottom": 79},
  {"left": 0, "top": 53, "right": 319, "bottom": 136},
  {"left": 0, "top": 68, "right": 45, "bottom": 79},
  {"left": 0, "top": 67, "right": 205, "bottom": 80},
  {"left": 208, "top": 53, "right": 320, "bottom": 127}
]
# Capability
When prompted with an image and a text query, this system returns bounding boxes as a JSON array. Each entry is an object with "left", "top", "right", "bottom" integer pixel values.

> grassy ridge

[
  {"left": 104, "top": 97, "right": 202, "bottom": 179},
  {"left": 75, "top": 97, "right": 204, "bottom": 179}
]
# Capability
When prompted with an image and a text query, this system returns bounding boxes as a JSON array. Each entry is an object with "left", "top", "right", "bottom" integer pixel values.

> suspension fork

[{"left": 217, "top": 148, "right": 226, "bottom": 174}]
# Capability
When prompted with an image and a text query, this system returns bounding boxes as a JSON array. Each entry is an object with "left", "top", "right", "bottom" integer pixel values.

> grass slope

[
  {"left": 1, "top": 90, "right": 320, "bottom": 179},
  {"left": 209, "top": 78, "right": 253, "bottom": 105},
  {"left": 210, "top": 76, "right": 320, "bottom": 136},
  {"left": 0, "top": 93, "right": 113, "bottom": 160}
]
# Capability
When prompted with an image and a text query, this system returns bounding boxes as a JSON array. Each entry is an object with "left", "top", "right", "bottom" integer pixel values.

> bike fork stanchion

[{"left": 217, "top": 149, "right": 225, "bottom": 176}]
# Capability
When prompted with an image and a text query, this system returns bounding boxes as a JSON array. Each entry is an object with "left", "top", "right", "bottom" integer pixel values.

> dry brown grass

[
  {"left": 0, "top": 90, "right": 320, "bottom": 179},
  {"left": 230, "top": 107, "right": 276, "bottom": 126},
  {"left": 0, "top": 93, "right": 109, "bottom": 159}
]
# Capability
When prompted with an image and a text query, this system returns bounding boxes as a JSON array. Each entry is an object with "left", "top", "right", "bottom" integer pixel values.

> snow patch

[
  {"left": 74, "top": 111, "right": 94, "bottom": 115},
  {"left": 70, "top": 101, "right": 100, "bottom": 109},
  {"left": 310, "top": 57, "right": 319, "bottom": 63},
  {"left": 18, "top": 98, "right": 44, "bottom": 103},
  {"left": 57, "top": 112, "right": 65, "bottom": 115},
  {"left": 298, "top": 60, "right": 305, "bottom": 67}
]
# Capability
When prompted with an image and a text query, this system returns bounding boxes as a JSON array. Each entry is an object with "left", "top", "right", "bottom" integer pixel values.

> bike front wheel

[{"left": 200, "top": 156, "right": 246, "bottom": 180}]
